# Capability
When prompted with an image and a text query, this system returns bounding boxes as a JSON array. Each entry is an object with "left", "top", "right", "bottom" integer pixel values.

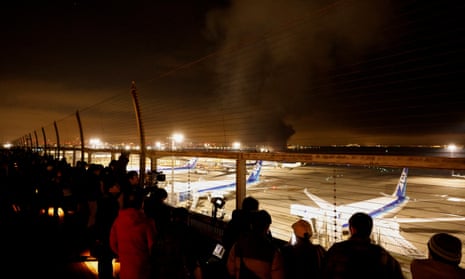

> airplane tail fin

[
  {"left": 392, "top": 168, "right": 408, "bottom": 198},
  {"left": 246, "top": 160, "right": 262, "bottom": 183},
  {"left": 187, "top": 158, "right": 198, "bottom": 169}
]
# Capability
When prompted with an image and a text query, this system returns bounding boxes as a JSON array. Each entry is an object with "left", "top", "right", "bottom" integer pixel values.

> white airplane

[
  {"left": 156, "top": 157, "right": 198, "bottom": 173},
  {"left": 279, "top": 161, "right": 303, "bottom": 169},
  {"left": 218, "top": 160, "right": 258, "bottom": 173},
  {"left": 290, "top": 168, "right": 465, "bottom": 259},
  {"left": 264, "top": 161, "right": 303, "bottom": 169},
  {"left": 166, "top": 160, "right": 263, "bottom": 208}
]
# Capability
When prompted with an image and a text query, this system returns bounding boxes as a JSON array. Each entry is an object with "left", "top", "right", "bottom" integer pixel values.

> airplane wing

[
  {"left": 303, "top": 188, "right": 404, "bottom": 219},
  {"left": 383, "top": 214, "right": 465, "bottom": 223},
  {"left": 375, "top": 214, "right": 465, "bottom": 258},
  {"left": 292, "top": 168, "right": 444, "bottom": 259},
  {"left": 373, "top": 218, "right": 426, "bottom": 258},
  {"left": 304, "top": 188, "right": 334, "bottom": 211},
  {"left": 290, "top": 202, "right": 427, "bottom": 258},
  {"left": 380, "top": 234, "right": 425, "bottom": 259}
]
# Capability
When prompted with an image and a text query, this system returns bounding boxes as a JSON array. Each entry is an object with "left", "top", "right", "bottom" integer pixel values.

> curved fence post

[
  {"left": 28, "top": 133, "right": 33, "bottom": 151},
  {"left": 76, "top": 110, "right": 85, "bottom": 163},
  {"left": 42, "top": 127, "right": 47, "bottom": 156},
  {"left": 33, "top": 131, "right": 39, "bottom": 153},
  {"left": 54, "top": 121, "right": 60, "bottom": 160},
  {"left": 130, "top": 81, "right": 146, "bottom": 186}
]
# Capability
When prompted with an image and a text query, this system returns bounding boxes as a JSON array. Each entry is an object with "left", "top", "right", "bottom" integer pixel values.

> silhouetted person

[
  {"left": 281, "top": 219, "right": 326, "bottom": 279},
  {"left": 222, "top": 196, "right": 260, "bottom": 258},
  {"left": 144, "top": 187, "right": 171, "bottom": 235},
  {"left": 152, "top": 207, "right": 200, "bottom": 279},
  {"left": 110, "top": 190, "right": 157, "bottom": 279},
  {"left": 227, "top": 209, "right": 285, "bottom": 279},
  {"left": 121, "top": 170, "right": 143, "bottom": 196},
  {"left": 322, "top": 212, "right": 404, "bottom": 279},
  {"left": 38, "top": 162, "right": 63, "bottom": 218},
  {"left": 48, "top": 167, "right": 66, "bottom": 219},
  {"left": 85, "top": 164, "right": 104, "bottom": 228},
  {"left": 127, "top": 170, "right": 140, "bottom": 186},
  {"left": 94, "top": 175, "right": 121, "bottom": 279},
  {"left": 410, "top": 233, "right": 465, "bottom": 279}
]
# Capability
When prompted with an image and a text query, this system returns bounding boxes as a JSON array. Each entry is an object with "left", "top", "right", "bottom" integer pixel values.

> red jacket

[{"left": 110, "top": 208, "right": 157, "bottom": 279}]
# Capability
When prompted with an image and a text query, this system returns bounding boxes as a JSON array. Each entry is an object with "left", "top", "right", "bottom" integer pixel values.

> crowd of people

[
  {"left": 0, "top": 149, "right": 201, "bottom": 279},
  {"left": 220, "top": 197, "right": 465, "bottom": 279},
  {"left": 1, "top": 148, "right": 464, "bottom": 279}
]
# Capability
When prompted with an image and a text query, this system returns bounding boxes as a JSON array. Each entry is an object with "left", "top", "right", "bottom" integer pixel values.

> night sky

[{"left": 1, "top": 1, "right": 464, "bottom": 147}]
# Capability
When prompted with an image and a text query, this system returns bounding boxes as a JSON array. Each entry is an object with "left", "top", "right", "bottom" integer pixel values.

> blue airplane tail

[
  {"left": 246, "top": 160, "right": 263, "bottom": 183},
  {"left": 392, "top": 168, "right": 408, "bottom": 198},
  {"left": 187, "top": 157, "right": 198, "bottom": 169}
]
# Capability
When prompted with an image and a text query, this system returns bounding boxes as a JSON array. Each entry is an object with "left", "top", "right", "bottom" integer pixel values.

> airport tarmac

[{"left": 175, "top": 163, "right": 465, "bottom": 275}]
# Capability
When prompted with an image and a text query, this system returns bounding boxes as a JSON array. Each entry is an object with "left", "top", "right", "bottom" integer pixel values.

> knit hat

[
  {"left": 292, "top": 219, "right": 312, "bottom": 239},
  {"left": 428, "top": 233, "right": 462, "bottom": 264}
]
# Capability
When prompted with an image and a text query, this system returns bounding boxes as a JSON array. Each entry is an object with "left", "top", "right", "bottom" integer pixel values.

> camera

[
  {"left": 145, "top": 171, "right": 166, "bottom": 187},
  {"left": 210, "top": 196, "right": 226, "bottom": 220},
  {"left": 211, "top": 197, "right": 225, "bottom": 209},
  {"left": 155, "top": 171, "right": 166, "bottom": 182}
]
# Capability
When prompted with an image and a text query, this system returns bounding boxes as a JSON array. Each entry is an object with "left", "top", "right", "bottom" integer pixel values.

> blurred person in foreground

[
  {"left": 227, "top": 209, "right": 284, "bottom": 279},
  {"left": 222, "top": 196, "right": 260, "bottom": 256},
  {"left": 110, "top": 190, "right": 157, "bottom": 279},
  {"left": 281, "top": 219, "right": 326, "bottom": 279},
  {"left": 410, "top": 232, "right": 465, "bottom": 279},
  {"left": 94, "top": 175, "right": 122, "bottom": 279},
  {"left": 322, "top": 212, "right": 404, "bottom": 279}
]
